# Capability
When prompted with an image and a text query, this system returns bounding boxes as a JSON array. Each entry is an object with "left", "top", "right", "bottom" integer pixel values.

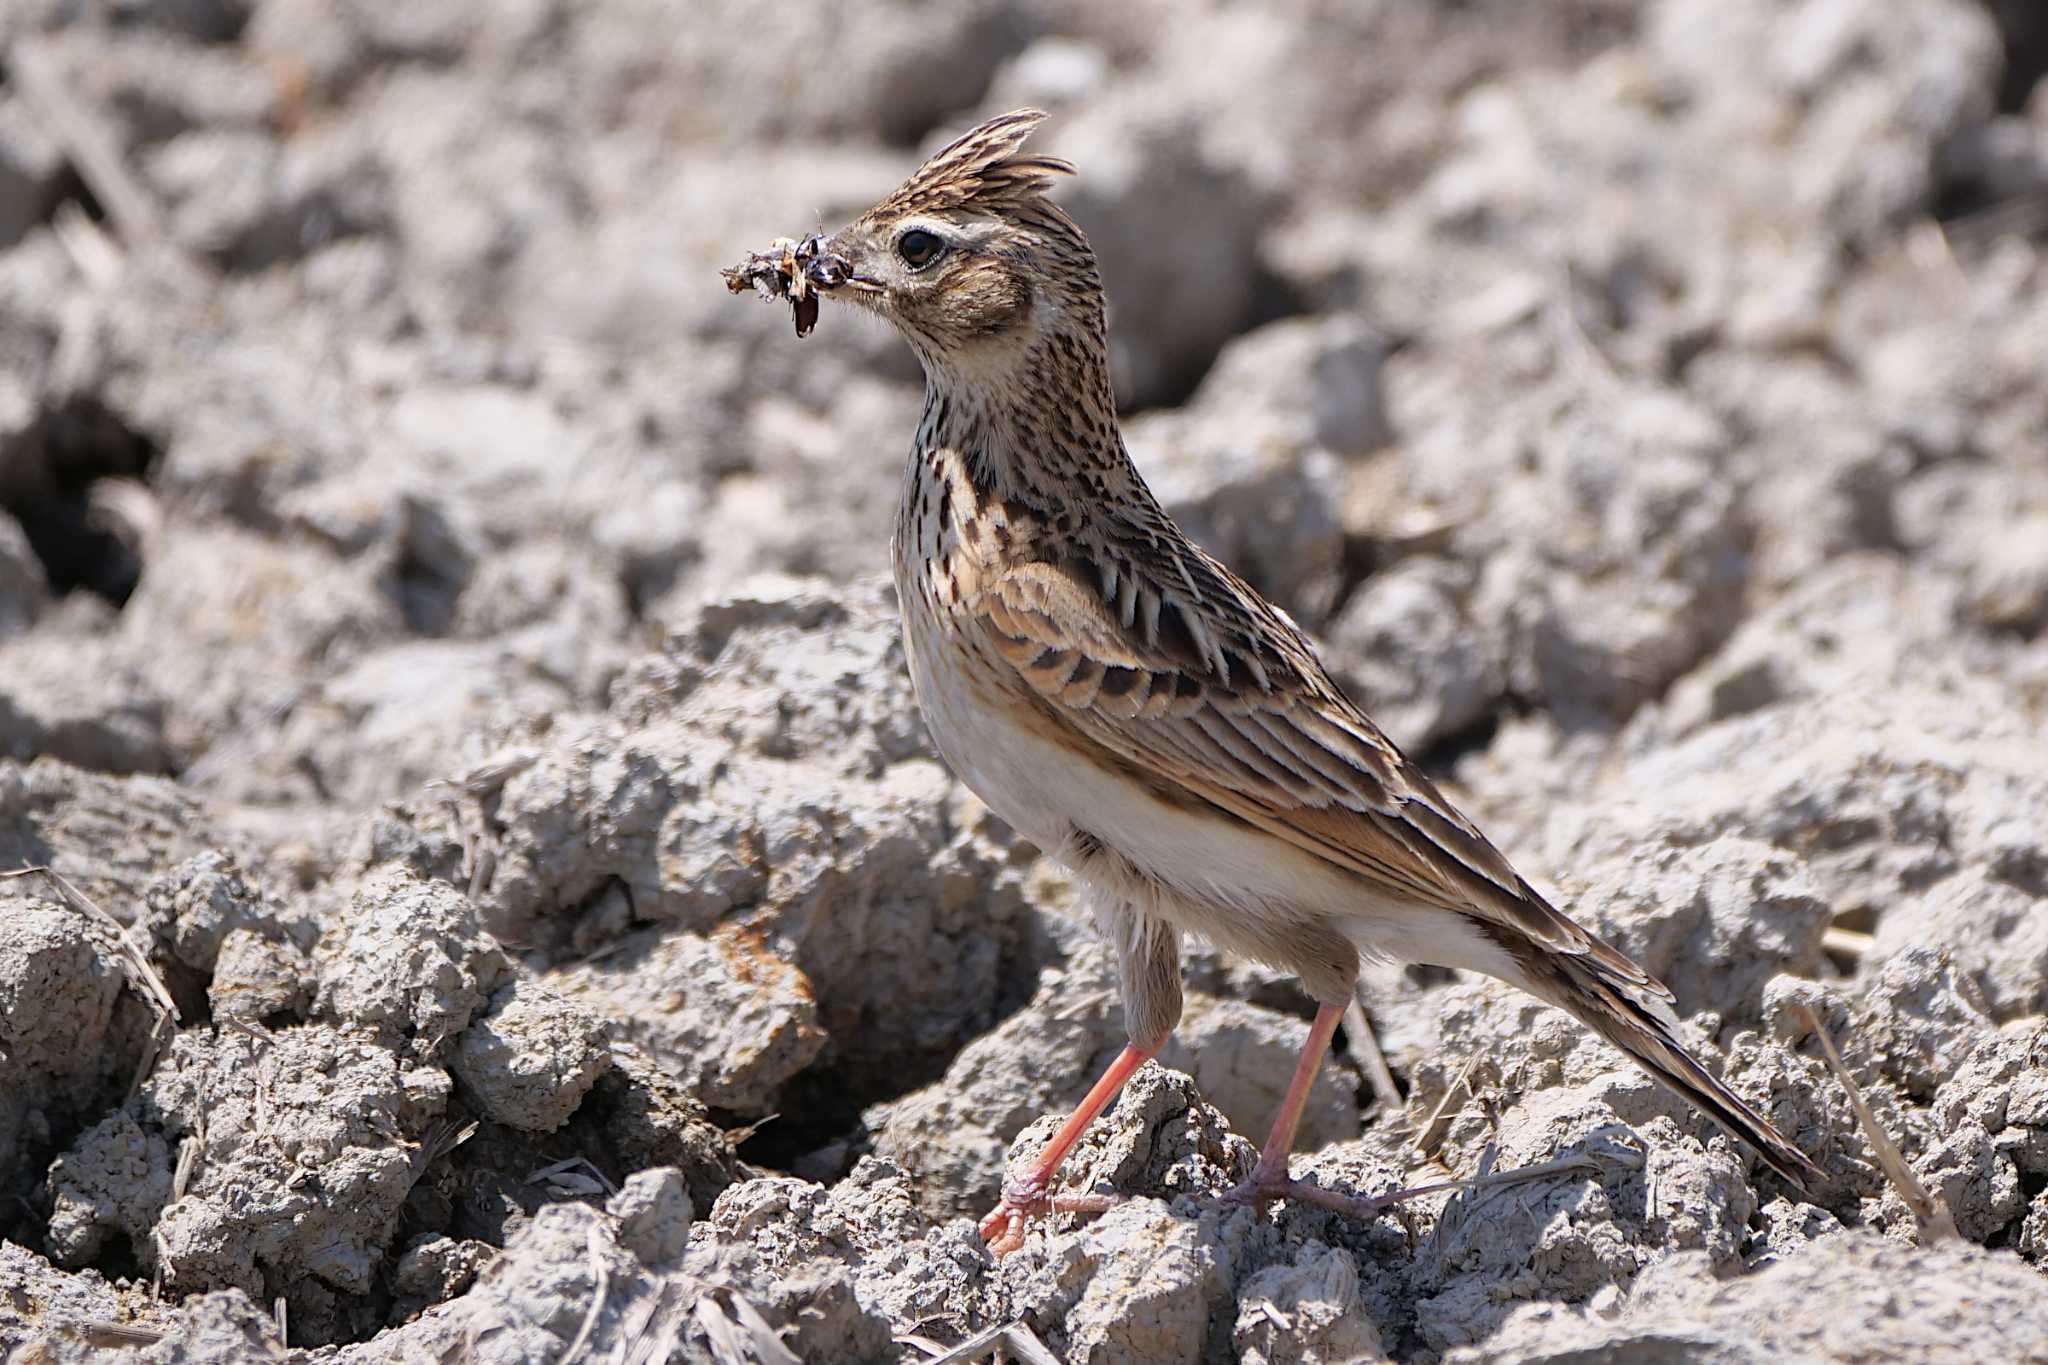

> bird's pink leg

[
  {"left": 978, "top": 1040, "right": 1158, "bottom": 1254},
  {"left": 1223, "top": 1000, "right": 1459, "bottom": 1222},
  {"left": 1214, "top": 1000, "right": 1352, "bottom": 1210}
]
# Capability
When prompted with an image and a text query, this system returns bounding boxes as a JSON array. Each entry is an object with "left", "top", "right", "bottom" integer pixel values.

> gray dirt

[{"left": 2, "top": 0, "right": 2046, "bottom": 1361}]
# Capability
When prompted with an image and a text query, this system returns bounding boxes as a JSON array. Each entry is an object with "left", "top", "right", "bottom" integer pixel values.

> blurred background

[
  {"left": 4, "top": 0, "right": 2048, "bottom": 1353},
  {"left": 1, "top": 0, "right": 2043, "bottom": 799}
]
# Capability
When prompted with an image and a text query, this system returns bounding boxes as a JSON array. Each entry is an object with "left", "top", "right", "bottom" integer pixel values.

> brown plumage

[{"left": 730, "top": 109, "right": 1818, "bottom": 1254}]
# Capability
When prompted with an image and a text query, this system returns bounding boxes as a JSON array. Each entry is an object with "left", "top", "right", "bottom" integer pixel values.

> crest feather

[{"left": 879, "top": 109, "right": 1074, "bottom": 218}]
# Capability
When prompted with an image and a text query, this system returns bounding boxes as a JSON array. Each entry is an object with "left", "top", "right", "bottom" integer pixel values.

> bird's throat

[{"left": 914, "top": 327, "right": 1134, "bottom": 510}]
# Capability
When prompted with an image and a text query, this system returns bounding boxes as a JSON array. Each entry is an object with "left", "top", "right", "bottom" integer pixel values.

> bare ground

[{"left": 2, "top": 1, "right": 2047, "bottom": 1361}]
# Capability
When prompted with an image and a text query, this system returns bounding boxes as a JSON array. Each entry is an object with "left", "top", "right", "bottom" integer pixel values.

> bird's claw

[
  {"left": 1218, "top": 1174, "right": 1287, "bottom": 1213},
  {"left": 978, "top": 1172, "right": 1052, "bottom": 1255},
  {"left": 978, "top": 1178, "right": 1125, "bottom": 1256}
]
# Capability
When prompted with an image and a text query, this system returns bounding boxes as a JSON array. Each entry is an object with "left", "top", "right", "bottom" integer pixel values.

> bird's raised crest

[{"left": 876, "top": 108, "right": 1075, "bottom": 219}]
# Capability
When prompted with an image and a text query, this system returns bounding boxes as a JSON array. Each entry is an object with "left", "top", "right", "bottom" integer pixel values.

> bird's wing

[{"left": 970, "top": 526, "right": 1671, "bottom": 1008}]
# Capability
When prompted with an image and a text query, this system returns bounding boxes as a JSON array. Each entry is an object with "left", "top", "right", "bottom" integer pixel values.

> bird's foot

[{"left": 977, "top": 1177, "right": 1125, "bottom": 1256}]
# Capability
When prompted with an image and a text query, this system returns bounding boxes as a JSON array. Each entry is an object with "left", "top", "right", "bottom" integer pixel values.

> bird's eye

[{"left": 897, "top": 229, "right": 945, "bottom": 270}]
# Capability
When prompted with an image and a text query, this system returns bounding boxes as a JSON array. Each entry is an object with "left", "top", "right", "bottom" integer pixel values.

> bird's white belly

[{"left": 902, "top": 596, "right": 1347, "bottom": 923}]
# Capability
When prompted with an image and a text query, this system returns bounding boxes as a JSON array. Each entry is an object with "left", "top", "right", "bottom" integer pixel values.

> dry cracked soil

[{"left": 3, "top": 1, "right": 2048, "bottom": 1362}]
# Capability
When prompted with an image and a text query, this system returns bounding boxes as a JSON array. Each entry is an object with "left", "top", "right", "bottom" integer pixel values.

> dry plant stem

[
  {"left": 1821, "top": 925, "right": 1875, "bottom": 959},
  {"left": 726, "top": 1294, "right": 803, "bottom": 1365},
  {"left": 172, "top": 1136, "right": 201, "bottom": 1201},
  {"left": 1267, "top": 1151, "right": 1607, "bottom": 1222},
  {"left": 1795, "top": 1003, "right": 1958, "bottom": 1243},
  {"left": 901, "top": 1322, "right": 1064, "bottom": 1365},
  {"left": 1944, "top": 191, "right": 2048, "bottom": 245},
  {"left": 616, "top": 1280, "right": 692, "bottom": 1365},
  {"left": 9, "top": 38, "right": 175, "bottom": 254},
  {"left": 3, "top": 864, "right": 182, "bottom": 1098},
  {"left": 695, "top": 1290, "right": 801, "bottom": 1365},
  {"left": 2, "top": 865, "right": 180, "bottom": 1020},
  {"left": 1344, "top": 990, "right": 1405, "bottom": 1116},
  {"left": 52, "top": 200, "right": 123, "bottom": 286},
  {"left": 556, "top": 1223, "right": 609, "bottom": 1365},
  {"left": 1416, "top": 1049, "right": 1486, "bottom": 1157},
  {"left": 79, "top": 1322, "right": 166, "bottom": 1348},
  {"left": 527, "top": 1155, "right": 617, "bottom": 1197}
]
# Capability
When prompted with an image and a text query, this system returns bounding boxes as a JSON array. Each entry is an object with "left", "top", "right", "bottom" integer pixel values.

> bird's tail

[{"left": 1525, "top": 934, "right": 1822, "bottom": 1193}]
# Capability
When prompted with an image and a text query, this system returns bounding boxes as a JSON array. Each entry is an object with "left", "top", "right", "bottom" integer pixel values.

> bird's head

[{"left": 795, "top": 110, "right": 1104, "bottom": 382}]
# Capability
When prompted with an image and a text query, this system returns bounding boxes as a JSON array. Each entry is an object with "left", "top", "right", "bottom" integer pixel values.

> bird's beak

[{"left": 805, "top": 234, "right": 884, "bottom": 297}]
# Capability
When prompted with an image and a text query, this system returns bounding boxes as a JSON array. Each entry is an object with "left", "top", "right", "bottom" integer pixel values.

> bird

[{"left": 728, "top": 108, "right": 1820, "bottom": 1255}]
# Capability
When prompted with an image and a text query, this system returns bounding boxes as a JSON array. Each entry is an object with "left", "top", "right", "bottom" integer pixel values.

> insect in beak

[{"left": 721, "top": 232, "right": 852, "bottom": 338}]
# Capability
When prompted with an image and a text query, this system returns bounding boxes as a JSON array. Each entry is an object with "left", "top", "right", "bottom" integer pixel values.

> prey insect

[{"left": 720, "top": 231, "right": 846, "bottom": 337}]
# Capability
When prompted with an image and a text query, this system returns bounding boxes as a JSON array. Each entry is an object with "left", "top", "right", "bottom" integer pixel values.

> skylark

[{"left": 726, "top": 109, "right": 1819, "bottom": 1254}]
